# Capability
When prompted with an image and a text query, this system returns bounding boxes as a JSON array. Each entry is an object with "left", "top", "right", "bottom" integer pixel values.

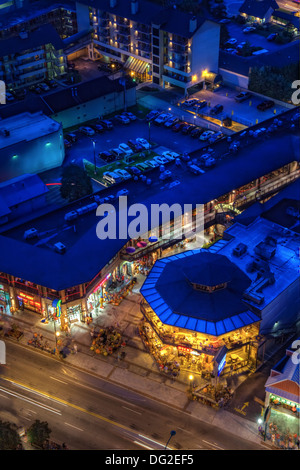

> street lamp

[
  {"left": 164, "top": 430, "right": 176, "bottom": 450},
  {"left": 92, "top": 139, "right": 96, "bottom": 175},
  {"left": 189, "top": 374, "right": 194, "bottom": 392}
]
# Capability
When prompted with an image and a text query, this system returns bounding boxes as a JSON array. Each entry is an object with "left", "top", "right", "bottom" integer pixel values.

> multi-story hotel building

[
  {"left": 76, "top": 0, "right": 220, "bottom": 91},
  {"left": 0, "top": 23, "right": 67, "bottom": 89}
]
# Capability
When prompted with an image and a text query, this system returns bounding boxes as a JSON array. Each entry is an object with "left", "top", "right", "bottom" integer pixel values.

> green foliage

[
  {"left": 27, "top": 420, "right": 51, "bottom": 448},
  {"left": 60, "top": 164, "right": 93, "bottom": 202},
  {"left": 249, "top": 62, "right": 300, "bottom": 102},
  {"left": 0, "top": 420, "right": 21, "bottom": 450}
]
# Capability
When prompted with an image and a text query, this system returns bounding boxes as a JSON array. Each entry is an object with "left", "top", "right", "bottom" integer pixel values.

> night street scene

[{"left": 0, "top": 0, "right": 299, "bottom": 459}]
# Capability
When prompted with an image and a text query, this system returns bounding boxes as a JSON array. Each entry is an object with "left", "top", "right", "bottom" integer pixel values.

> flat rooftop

[
  {"left": 0, "top": 112, "right": 61, "bottom": 150},
  {"left": 216, "top": 217, "right": 300, "bottom": 311},
  {"left": 0, "top": 116, "right": 299, "bottom": 291}
]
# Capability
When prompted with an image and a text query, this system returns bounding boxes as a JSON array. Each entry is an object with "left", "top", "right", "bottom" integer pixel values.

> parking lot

[
  {"left": 62, "top": 114, "right": 215, "bottom": 172},
  {"left": 184, "top": 86, "right": 288, "bottom": 126}
]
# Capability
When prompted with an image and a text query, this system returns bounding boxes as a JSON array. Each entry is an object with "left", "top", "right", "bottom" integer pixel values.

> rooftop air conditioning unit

[{"left": 54, "top": 242, "right": 66, "bottom": 254}]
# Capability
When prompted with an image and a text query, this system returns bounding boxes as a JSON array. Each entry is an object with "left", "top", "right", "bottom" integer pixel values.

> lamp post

[
  {"left": 92, "top": 139, "right": 96, "bottom": 175},
  {"left": 189, "top": 374, "right": 194, "bottom": 392},
  {"left": 164, "top": 430, "right": 176, "bottom": 450}
]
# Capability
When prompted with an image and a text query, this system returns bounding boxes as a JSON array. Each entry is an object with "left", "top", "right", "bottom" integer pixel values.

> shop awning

[
  {"left": 52, "top": 299, "right": 61, "bottom": 308},
  {"left": 204, "top": 72, "right": 222, "bottom": 84},
  {"left": 124, "top": 56, "right": 150, "bottom": 74}
]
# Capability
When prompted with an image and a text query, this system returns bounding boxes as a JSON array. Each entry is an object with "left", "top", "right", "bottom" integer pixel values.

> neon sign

[
  {"left": 218, "top": 354, "right": 227, "bottom": 376},
  {"left": 93, "top": 273, "right": 111, "bottom": 293}
]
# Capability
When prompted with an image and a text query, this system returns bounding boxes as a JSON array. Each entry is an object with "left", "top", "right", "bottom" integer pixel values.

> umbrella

[
  {"left": 126, "top": 247, "right": 136, "bottom": 253},
  {"left": 149, "top": 236, "right": 158, "bottom": 243}
]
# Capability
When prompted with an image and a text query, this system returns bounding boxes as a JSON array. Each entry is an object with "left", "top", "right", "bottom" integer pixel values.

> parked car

[
  {"left": 162, "top": 151, "right": 180, "bottom": 161},
  {"left": 257, "top": 100, "right": 274, "bottom": 111},
  {"left": 182, "top": 124, "right": 196, "bottom": 135},
  {"left": 5, "top": 92, "right": 15, "bottom": 102},
  {"left": 154, "top": 155, "right": 169, "bottom": 165},
  {"left": 144, "top": 159, "right": 159, "bottom": 168},
  {"left": 29, "top": 84, "right": 42, "bottom": 94},
  {"left": 210, "top": 104, "right": 223, "bottom": 115},
  {"left": 235, "top": 91, "right": 252, "bottom": 102},
  {"left": 180, "top": 153, "right": 190, "bottom": 162},
  {"left": 226, "top": 38, "right": 237, "bottom": 45},
  {"left": 79, "top": 126, "right": 95, "bottom": 136},
  {"left": 99, "top": 151, "right": 114, "bottom": 162},
  {"left": 114, "top": 169, "right": 132, "bottom": 180},
  {"left": 164, "top": 116, "right": 179, "bottom": 128},
  {"left": 127, "top": 139, "right": 143, "bottom": 152},
  {"left": 146, "top": 110, "right": 160, "bottom": 121},
  {"left": 183, "top": 98, "right": 200, "bottom": 107},
  {"left": 116, "top": 189, "right": 130, "bottom": 198},
  {"left": 121, "top": 112, "right": 137, "bottom": 121},
  {"left": 110, "top": 148, "right": 125, "bottom": 160},
  {"left": 13, "top": 88, "right": 26, "bottom": 100},
  {"left": 188, "top": 164, "right": 204, "bottom": 175},
  {"left": 159, "top": 170, "right": 172, "bottom": 180},
  {"left": 97, "top": 119, "right": 113, "bottom": 130},
  {"left": 224, "top": 48, "right": 236, "bottom": 53},
  {"left": 44, "top": 79, "right": 58, "bottom": 88},
  {"left": 190, "top": 127, "right": 203, "bottom": 138},
  {"left": 154, "top": 113, "right": 172, "bottom": 125},
  {"left": 267, "top": 33, "right": 277, "bottom": 41},
  {"left": 253, "top": 128, "right": 267, "bottom": 137},
  {"left": 118, "top": 143, "right": 133, "bottom": 156},
  {"left": 194, "top": 100, "right": 207, "bottom": 111},
  {"left": 103, "top": 172, "right": 123, "bottom": 184},
  {"left": 39, "top": 82, "right": 50, "bottom": 92},
  {"left": 209, "top": 131, "right": 224, "bottom": 143},
  {"left": 136, "top": 162, "right": 150, "bottom": 171},
  {"left": 199, "top": 154, "right": 216, "bottom": 167},
  {"left": 136, "top": 138, "right": 150, "bottom": 149},
  {"left": 243, "top": 27, "right": 256, "bottom": 33},
  {"left": 115, "top": 114, "right": 130, "bottom": 124},
  {"left": 172, "top": 122, "right": 186, "bottom": 132},
  {"left": 91, "top": 123, "right": 104, "bottom": 133},
  {"left": 124, "top": 166, "right": 142, "bottom": 176},
  {"left": 64, "top": 139, "right": 72, "bottom": 149},
  {"left": 65, "top": 133, "right": 77, "bottom": 143},
  {"left": 200, "top": 130, "right": 215, "bottom": 141}
]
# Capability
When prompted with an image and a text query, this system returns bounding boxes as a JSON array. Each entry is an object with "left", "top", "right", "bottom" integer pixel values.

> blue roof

[{"left": 141, "top": 249, "right": 261, "bottom": 336}]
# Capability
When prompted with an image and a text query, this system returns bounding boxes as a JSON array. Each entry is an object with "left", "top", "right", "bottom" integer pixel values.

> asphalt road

[{"left": 0, "top": 341, "right": 268, "bottom": 451}]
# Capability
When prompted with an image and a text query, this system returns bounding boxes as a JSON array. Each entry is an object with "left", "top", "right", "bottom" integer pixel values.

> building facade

[{"left": 76, "top": 0, "right": 220, "bottom": 91}]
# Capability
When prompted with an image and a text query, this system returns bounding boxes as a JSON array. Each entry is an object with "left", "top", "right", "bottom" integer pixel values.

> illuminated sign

[
  {"left": 93, "top": 273, "right": 111, "bottom": 293},
  {"left": 18, "top": 292, "right": 34, "bottom": 301},
  {"left": 218, "top": 354, "right": 227, "bottom": 376}
]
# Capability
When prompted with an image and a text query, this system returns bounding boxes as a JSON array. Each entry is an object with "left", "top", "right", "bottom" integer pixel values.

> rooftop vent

[
  {"left": 131, "top": 0, "right": 138, "bottom": 14},
  {"left": 19, "top": 31, "right": 28, "bottom": 39},
  {"left": 189, "top": 15, "right": 197, "bottom": 33},
  {"left": 54, "top": 242, "right": 66, "bottom": 254}
]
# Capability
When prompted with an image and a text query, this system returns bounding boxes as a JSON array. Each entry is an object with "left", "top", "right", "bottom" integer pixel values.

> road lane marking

[
  {"left": 50, "top": 376, "right": 68, "bottom": 385},
  {"left": 0, "top": 393, "right": 9, "bottom": 399},
  {"left": 202, "top": 439, "right": 224, "bottom": 450},
  {"left": 122, "top": 406, "right": 142, "bottom": 415},
  {"left": 0, "top": 386, "right": 62, "bottom": 415},
  {"left": 178, "top": 427, "right": 192, "bottom": 434},
  {"left": 134, "top": 440, "right": 153, "bottom": 450},
  {"left": 64, "top": 422, "right": 84, "bottom": 432}
]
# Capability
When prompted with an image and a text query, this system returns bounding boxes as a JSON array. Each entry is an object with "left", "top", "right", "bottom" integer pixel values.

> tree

[
  {"left": 60, "top": 164, "right": 93, "bottom": 202},
  {"left": 0, "top": 420, "right": 21, "bottom": 450},
  {"left": 220, "top": 24, "right": 230, "bottom": 48},
  {"left": 27, "top": 420, "right": 51, "bottom": 448}
]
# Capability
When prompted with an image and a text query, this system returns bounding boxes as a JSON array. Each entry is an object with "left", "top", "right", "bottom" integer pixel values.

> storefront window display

[
  {"left": 67, "top": 304, "right": 82, "bottom": 324},
  {"left": 0, "top": 285, "right": 11, "bottom": 314},
  {"left": 16, "top": 291, "right": 42, "bottom": 314}
]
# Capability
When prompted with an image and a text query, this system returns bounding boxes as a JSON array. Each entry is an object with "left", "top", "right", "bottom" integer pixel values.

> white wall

[
  {"left": 219, "top": 68, "right": 249, "bottom": 89},
  {"left": 191, "top": 20, "right": 220, "bottom": 79}
]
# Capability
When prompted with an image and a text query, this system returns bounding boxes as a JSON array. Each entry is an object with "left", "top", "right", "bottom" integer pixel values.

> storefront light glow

[{"left": 93, "top": 273, "right": 111, "bottom": 293}]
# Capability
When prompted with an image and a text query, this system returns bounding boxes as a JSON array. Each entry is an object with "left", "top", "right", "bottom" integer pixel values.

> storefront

[
  {"left": 0, "top": 284, "right": 10, "bottom": 314},
  {"left": 140, "top": 249, "right": 261, "bottom": 380},
  {"left": 67, "top": 304, "right": 82, "bottom": 324},
  {"left": 16, "top": 290, "right": 42, "bottom": 314}
]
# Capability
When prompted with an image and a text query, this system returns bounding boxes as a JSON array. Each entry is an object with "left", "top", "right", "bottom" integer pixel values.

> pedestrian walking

[{"left": 73, "top": 343, "right": 78, "bottom": 354}]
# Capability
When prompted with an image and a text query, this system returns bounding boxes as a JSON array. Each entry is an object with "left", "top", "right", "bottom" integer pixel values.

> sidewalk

[{"left": 0, "top": 301, "right": 263, "bottom": 448}]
